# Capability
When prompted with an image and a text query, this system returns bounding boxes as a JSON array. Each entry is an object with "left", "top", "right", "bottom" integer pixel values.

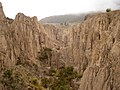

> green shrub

[
  {"left": 30, "top": 78, "right": 39, "bottom": 86},
  {"left": 1, "top": 69, "right": 24, "bottom": 90},
  {"left": 29, "top": 78, "right": 43, "bottom": 90},
  {"left": 49, "top": 66, "right": 76, "bottom": 90},
  {"left": 58, "top": 85, "right": 69, "bottom": 90},
  {"left": 41, "top": 78, "right": 50, "bottom": 88},
  {"left": 48, "top": 68, "right": 57, "bottom": 76},
  {"left": 37, "top": 47, "right": 52, "bottom": 61},
  {"left": 59, "top": 66, "right": 74, "bottom": 78},
  {"left": 3, "top": 69, "right": 12, "bottom": 78},
  {"left": 41, "top": 66, "right": 80, "bottom": 90},
  {"left": 106, "top": 8, "right": 111, "bottom": 12}
]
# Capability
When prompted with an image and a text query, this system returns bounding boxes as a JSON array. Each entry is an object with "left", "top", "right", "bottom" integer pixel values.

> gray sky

[{"left": 1, "top": 0, "right": 120, "bottom": 20}]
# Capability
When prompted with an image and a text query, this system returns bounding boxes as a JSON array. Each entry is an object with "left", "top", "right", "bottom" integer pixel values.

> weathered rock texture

[
  {"left": 0, "top": 2, "right": 66, "bottom": 89},
  {"left": 60, "top": 11, "right": 120, "bottom": 90},
  {"left": 0, "top": 6, "right": 61, "bottom": 69},
  {"left": 0, "top": 2, "right": 5, "bottom": 20},
  {"left": 0, "top": 2, "right": 120, "bottom": 90}
]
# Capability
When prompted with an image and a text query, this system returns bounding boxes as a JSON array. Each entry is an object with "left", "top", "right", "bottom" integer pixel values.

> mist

[{"left": 1, "top": 0, "right": 120, "bottom": 19}]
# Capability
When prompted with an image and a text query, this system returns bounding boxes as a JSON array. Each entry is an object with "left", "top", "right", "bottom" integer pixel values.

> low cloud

[
  {"left": 113, "top": 0, "right": 120, "bottom": 8},
  {"left": 95, "top": 0, "right": 120, "bottom": 11}
]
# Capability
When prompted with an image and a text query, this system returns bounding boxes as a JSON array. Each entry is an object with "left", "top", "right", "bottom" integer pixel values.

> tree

[
  {"left": 106, "top": 8, "right": 111, "bottom": 12},
  {"left": 37, "top": 47, "right": 52, "bottom": 67}
]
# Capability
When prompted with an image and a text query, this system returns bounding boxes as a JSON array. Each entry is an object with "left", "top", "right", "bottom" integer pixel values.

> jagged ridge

[{"left": 0, "top": 2, "right": 120, "bottom": 90}]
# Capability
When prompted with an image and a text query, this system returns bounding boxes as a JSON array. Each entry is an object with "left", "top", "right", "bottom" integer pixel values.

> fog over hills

[
  {"left": 1, "top": 1, "right": 120, "bottom": 90},
  {"left": 40, "top": 13, "right": 88, "bottom": 23}
]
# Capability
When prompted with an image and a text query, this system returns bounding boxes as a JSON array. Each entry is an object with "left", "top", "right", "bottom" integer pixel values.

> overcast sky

[{"left": 1, "top": 0, "right": 120, "bottom": 20}]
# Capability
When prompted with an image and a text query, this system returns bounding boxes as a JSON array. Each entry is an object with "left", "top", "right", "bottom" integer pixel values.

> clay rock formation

[
  {"left": 0, "top": 2, "right": 63, "bottom": 73},
  {"left": 59, "top": 11, "right": 120, "bottom": 90},
  {"left": 0, "top": 1, "right": 120, "bottom": 90},
  {"left": 78, "top": 11, "right": 120, "bottom": 90},
  {"left": 0, "top": 12, "right": 42, "bottom": 68},
  {"left": 0, "top": 2, "right": 5, "bottom": 20},
  {"left": 0, "top": 3, "right": 64, "bottom": 89}
]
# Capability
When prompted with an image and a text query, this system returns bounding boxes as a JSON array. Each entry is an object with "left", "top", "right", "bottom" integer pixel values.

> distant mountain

[{"left": 40, "top": 13, "right": 88, "bottom": 23}]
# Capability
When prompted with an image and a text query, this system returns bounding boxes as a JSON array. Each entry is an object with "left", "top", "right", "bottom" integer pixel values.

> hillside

[
  {"left": 0, "top": 2, "right": 120, "bottom": 90},
  {"left": 40, "top": 13, "right": 87, "bottom": 23}
]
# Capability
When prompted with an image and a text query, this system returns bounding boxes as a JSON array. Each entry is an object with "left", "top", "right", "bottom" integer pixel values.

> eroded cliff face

[
  {"left": 0, "top": 5, "right": 61, "bottom": 69},
  {"left": 0, "top": 2, "right": 120, "bottom": 90},
  {"left": 60, "top": 11, "right": 120, "bottom": 90},
  {"left": 79, "top": 11, "right": 120, "bottom": 90},
  {"left": 0, "top": 3, "right": 55, "bottom": 90}
]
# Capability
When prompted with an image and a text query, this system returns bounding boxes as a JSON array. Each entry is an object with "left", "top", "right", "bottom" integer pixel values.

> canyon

[{"left": 0, "top": 2, "right": 120, "bottom": 90}]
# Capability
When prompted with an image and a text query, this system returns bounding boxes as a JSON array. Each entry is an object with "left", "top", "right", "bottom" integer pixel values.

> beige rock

[
  {"left": 0, "top": 2, "right": 5, "bottom": 20},
  {"left": 0, "top": 2, "right": 120, "bottom": 90},
  {"left": 61, "top": 11, "right": 120, "bottom": 90}
]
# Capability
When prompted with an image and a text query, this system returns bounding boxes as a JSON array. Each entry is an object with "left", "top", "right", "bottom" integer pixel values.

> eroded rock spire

[{"left": 0, "top": 2, "right": 5, "bottom": 20}]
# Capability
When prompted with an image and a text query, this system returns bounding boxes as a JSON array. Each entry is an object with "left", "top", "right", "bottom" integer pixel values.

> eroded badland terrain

[{"left": 0, "top": 2, "right": 120, "bottom": 90}]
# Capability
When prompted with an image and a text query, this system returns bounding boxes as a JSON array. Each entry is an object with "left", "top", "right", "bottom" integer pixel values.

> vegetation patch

[
  {"left": 37, "top": 47, "right": 52, "bottom": 62},
  {"left": 41, "top": 66, "right": 81, "bottom": 90},
  {"left": 0, "top": 69, "right": 25, "bottom": 90},
  {"left": 106, "top": 8, "right": 111, "bottom": 12}
]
